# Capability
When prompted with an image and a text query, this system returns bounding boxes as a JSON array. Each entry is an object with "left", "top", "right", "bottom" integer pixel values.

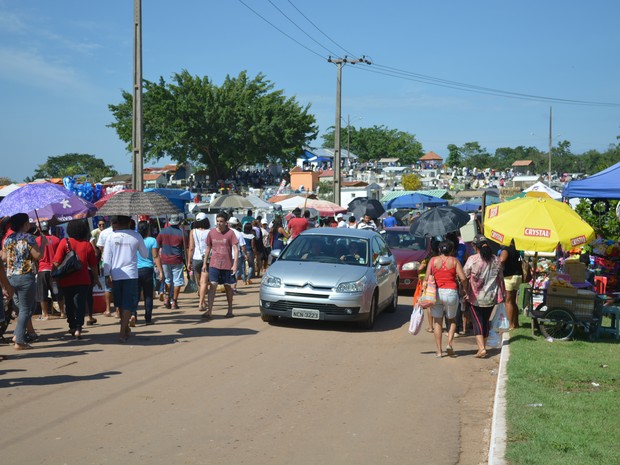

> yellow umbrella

[{"left": 483, "top": 197, "right": 595, "bottom": 252}]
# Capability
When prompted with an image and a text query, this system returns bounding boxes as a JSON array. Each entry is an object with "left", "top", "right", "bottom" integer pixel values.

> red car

[{"left": 383, "top": 227, "right": 430, "bottom": 292}]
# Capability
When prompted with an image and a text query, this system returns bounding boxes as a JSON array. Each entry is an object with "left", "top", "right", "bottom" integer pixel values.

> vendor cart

[{"left": 523, "top": 286, "right": 603, "bottom": 340}]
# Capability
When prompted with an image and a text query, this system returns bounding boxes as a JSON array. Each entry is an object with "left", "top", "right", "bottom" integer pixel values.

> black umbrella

[
  {"left": 349, "top": 199, "right": 385, "bottom": 220},
  {"left": 408, "top": 206, "right": 471, "bottom": 238}
]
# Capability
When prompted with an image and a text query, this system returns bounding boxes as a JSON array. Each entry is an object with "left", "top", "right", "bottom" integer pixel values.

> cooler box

[{"left": 92, "top": 277, "right": 106, "bottom": 314}]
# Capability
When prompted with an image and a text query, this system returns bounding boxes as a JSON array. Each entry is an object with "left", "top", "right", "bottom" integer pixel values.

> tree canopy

[
  {"left": 321, "top": 125, "right": 424, "bottom": 164},
  {"left": 108, "top": 70, "right": 318, "bottom": 182},
  {"left": 27, "top": 153, "right": 118, "bottom": 183}
]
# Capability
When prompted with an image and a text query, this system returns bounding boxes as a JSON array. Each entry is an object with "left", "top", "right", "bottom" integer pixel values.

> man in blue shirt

[{"left": 383, "top": 211, "right": 397, "bottom": 228}]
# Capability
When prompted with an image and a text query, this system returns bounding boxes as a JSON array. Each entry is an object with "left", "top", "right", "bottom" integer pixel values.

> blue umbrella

[
  {"left": 0, "top": 182, "right": 97, "bottom": 225},
  {"left": 454, "top": 199, "right": 482, "bottom": 213},
  {"left": 385, "top": 193, "right": 448, "bottom": 210}
]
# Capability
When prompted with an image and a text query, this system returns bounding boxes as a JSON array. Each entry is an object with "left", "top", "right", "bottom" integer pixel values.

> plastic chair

[
  {"left": 594, "top": 276, "right": 607, "bottom": 294},
  {"left": 597, "top": 305, "right": 620, "bottom": 340}
]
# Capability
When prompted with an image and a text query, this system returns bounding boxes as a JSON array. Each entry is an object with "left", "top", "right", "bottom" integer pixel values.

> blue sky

[{"left": 1, "top": 0, "right": 619, "bottom": 182}]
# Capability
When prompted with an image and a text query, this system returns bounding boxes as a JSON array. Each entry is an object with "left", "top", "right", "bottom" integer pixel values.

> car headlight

[
  {"left": 261, "top": 274, "right": 282, "bottom": 288},
  {"left": 335, "top": 276, "right": 367, "bottom": 293},
  {"left": 402, "top": 261, "right": 420, "bottom": 271}
]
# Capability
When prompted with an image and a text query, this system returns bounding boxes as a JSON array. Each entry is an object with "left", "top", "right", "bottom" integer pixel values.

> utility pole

[
  {"left": 547, "top": 106, "right": 552, "bottom": 188},
  {"left": 132, "top": 0, "right": 144, "bottom": 191},
  {"left": 328, "top": 56, "right": 371, "bottom": 206}
]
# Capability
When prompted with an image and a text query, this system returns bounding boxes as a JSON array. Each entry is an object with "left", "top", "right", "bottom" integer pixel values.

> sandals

[
  {"left": 14, "top": 343, "right": 33, "bottom": 350},
  {"left": 224, "top": 313, "right": 234, "bottom": 318},
  {"left": 474, "top": 350, "right": 488, "bottom": 359},
  {"left": 201, "top": 311, "right": 213, "bottom": 320},
  {"left": 446, "top": 345, "right": 455, "bottom": 356}
]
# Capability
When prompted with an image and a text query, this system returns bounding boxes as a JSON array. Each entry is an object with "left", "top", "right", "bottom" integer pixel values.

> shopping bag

[
  {"left": 408, "top": 304, "right": 425, "bottom": 335},
  {"left": 412, "top": 279, "right": 423, "bottom": 306},
  {"left": 418, "top": 274, "right": 437, "bottom": 308},
  {"left": 491, "top": 303, "right": 510, "bottom": 332}
]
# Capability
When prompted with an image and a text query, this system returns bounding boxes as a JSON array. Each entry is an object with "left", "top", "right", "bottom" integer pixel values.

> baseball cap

[
  {"left": 336, "top": 213, "right": 343, "bottom": 219},
  {"left": 472, "top": 234, "right": 487, "bottom": 247},
  {"left": 195, "top": 212, "right": 208, "bottom": 221},
  {"left": 261, "top": 218, "right": 268, "bottom": 225},
  {"left": 169, "top": 214, "right": 182, "bottom": 225},
  {"left": 228, "top": 217, "right": 239, "bottom": 225},
  {"left": 40, "top": 220, "right": 49, "bottom": 231}
]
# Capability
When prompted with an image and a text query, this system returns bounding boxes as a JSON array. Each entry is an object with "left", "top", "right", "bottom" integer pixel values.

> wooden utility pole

[
  {"left": 548, "top": 106, "right": 553, "bottom": 188},
  {"left": 327, "top": 56, "right": 370, "bottom": 206},
  {"left": 132, "top": 0, "right": 144, "bottom": 191}
]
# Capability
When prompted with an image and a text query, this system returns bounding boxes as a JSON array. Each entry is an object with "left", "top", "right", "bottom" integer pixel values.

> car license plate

[{"left": 292, "top": 308, "right": 320, "bottom": 320}]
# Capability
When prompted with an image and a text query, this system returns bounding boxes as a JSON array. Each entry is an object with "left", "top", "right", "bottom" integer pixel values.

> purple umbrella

[{"left": 0, "top": 182, "right": 98, "bottom": 225}]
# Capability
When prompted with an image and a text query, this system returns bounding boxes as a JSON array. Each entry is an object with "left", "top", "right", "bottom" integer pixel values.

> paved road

[{"left": 0, "top": 284, "right": 498, "bottom": 465}]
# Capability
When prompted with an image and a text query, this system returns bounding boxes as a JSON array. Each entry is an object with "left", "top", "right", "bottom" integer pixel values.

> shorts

[
  {"left": 36, "top": 271, "right": 64, "bottom": 303},
  {"left": 208, "top": 267, "right": 235, "bottom": 285},
  {"left": 112, "top": 278, "right": 140, "bottom": 312},
  {"left": 504, "top": 275, "right": 522, "bottom": 292},
  {"left": 430, "top": 288, "right": 459, "bottom": 319},
  {"left": 163, "top": 263, "right": 185, "bottom": 287}
]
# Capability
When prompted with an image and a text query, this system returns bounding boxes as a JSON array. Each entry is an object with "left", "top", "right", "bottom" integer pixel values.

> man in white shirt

[
  {"left": 96, "top": 223, "right": 116, "bottom": 317},
  {"left": 336, "top": 213, "right": 347, "bottom": 228},
  {"left": 102, "top": 216, "right": 148, "bottom": 343},
  {"left": 357, "top": 213, "right": 377, "bottom": 231},
  {"left": 227, "top": 217, "right": 247, "bottom": 293}
]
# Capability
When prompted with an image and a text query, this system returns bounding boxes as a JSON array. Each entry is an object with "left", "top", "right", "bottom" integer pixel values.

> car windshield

[
  {"left": 279, "top": 235, "right": 370, "bottom": 266},
  {"left": 384, "top": 230, "right": 427, "bottom": 251}
]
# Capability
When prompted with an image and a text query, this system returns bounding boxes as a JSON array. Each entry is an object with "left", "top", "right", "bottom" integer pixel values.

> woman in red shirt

[
  {"left": 428, "top": 240, "right": 467, "bottom": 358},
  {"left": 53, "top": 220, "right": 99, "bottom": 339}
]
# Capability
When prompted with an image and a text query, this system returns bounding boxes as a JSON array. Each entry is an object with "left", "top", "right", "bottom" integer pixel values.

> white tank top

[{"left": 192, "top": 228, "right": 210, "bottom": 260}]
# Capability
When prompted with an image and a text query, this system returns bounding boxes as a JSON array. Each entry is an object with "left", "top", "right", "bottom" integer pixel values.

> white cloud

[
  {"left": 0, "top": 9, "right": 26, "bottom": 33},
  {"left": 0, "top": 47, "right": 95, "bottom": 95}
]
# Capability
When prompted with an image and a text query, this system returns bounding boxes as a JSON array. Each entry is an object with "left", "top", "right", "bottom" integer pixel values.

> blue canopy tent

[
  {"left": 385, "top": 193, "right": 448, "bottom": 210},
  {"left": 144, "top": 188, "right": 193, "bottom": 211},
  {"left": 562, "top": 162, "right": 620, "bottom": 199}
]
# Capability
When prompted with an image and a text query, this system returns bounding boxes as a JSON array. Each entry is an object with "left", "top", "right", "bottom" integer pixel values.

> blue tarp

[
  {"left": 144, "top": 188, "right": 192, "bottom": 211},
  {"left": 562, "top": 162, "right": 620, "bottom": 199}
]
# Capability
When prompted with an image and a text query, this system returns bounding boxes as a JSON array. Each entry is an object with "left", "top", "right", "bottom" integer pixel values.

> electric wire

[
  {"left": 237, "top": 0, "right": 326, "bottom": 60},
  {"left": 286, "top": 0, "right": 359, "bottom": 59},
  {"left": 266, "top": 0, "right": 339, "bottom": 57}
]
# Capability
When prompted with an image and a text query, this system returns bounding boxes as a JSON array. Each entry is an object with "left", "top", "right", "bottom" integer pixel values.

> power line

[
  {"left": 286, "top": 0, "right": 358, "bottom": 59},
  {"left": 266, "top": 0, "right": 339, "bottom": 57},
  {"left": 237, "top": 0, "right": 325, "bottom": 60}
]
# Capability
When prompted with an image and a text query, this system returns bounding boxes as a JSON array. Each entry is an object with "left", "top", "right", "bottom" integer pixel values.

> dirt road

[{"left": 0, "top": 284, "right": 498, "bottom": 465}]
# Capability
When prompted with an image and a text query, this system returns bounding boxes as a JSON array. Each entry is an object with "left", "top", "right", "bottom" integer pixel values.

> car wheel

[
  {"left": 385, "top": 281, "right": 399, "bottom": 313},
  {"left": 261, "top": 313, "right": 278, "bottom": 323},
  {"left": 359, "top": 293, "right": 377, "bottom": 330}
]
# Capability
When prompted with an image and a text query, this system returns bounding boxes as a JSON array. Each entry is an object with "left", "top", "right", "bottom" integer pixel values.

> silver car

[{"left": 259, "top": 228, "right": 399, "bottom": 329}]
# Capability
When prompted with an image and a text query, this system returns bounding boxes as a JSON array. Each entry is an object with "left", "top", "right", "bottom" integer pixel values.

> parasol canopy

[
  {"left": 483, "top": 197, "right": 595, "bottom": 252},
  {"left": 97, "top": 191, "right": 181, "bottom": 217},
  {"left": 348, "top": 198, "right": 385, "bottom": 220},
  {"left": 0, "top": 182, "right": 97, "bottom": 225},
  {"left": 409, "top": 206, "right": 471, "bottom": 238},
  {"left": 209, "top": 194, "right": 253, "bottom": 210},
  {"left": 299, "top": 198, "right": 347, "bottom": 217}
]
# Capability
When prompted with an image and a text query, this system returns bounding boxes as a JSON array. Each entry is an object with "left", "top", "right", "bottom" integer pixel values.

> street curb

[{"left": 488, "top": 332, "right": 510, "bottom": 465}]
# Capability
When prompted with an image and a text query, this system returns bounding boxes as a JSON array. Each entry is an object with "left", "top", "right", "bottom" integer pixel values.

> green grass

[{"left": 505, "top": 318, "right": 620, "bottom": 465}]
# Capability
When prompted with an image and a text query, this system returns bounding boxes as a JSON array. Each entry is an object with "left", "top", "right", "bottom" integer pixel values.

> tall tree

[
  {"left": 322, "top": 125, "right": 423, "bottom": 164},
  {"left": 27, "top": 154, "right": 118, "bottom": 183},
  {"left": 108, "top": 70, "right": 317, "bottom": 182},
  {"left": 445, "top": 144, "right": 462, "bottom": 167}
]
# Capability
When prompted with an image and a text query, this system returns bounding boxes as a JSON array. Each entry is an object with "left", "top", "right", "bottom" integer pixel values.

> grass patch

[{"left": 505, "top": 319, "right": 620, "bottom": 465}]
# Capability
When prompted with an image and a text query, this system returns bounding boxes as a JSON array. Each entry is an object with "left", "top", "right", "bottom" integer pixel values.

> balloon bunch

[{"left": 62, "top": 176, "right": 103, "bottom": 202}]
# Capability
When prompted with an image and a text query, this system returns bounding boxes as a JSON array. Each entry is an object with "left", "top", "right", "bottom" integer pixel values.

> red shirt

[
  {"left": 287, "top": 217, "right": 309, "bottom": 239},
  {"left": 36, "top": 234, "right": 60, "bottom": 272},
  {"left": 430, "top": 256, "right": 458, "bottom": 290},
  {"left": 207, "top": 227, "right": 238, "bottom": 270},
  {"left": 53, "top": 238, "right": 98, "bottom": 287}
]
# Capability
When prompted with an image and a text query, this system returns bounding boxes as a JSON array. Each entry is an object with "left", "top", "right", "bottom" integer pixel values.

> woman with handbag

[
  {"left": 2, "top": 213, "right": 45, "bottom": 350},
  {"left": 463, "top": 234, "right": 506, "bottom": 358},
  {"left": 53, "top": 219, "right": 99, "bottom": 339},
  {"left": 428, "top": 240, "right": 467, "bottom": 358},
  {"left": 417, "top": 238, "right": 440, "bottom": 333}
]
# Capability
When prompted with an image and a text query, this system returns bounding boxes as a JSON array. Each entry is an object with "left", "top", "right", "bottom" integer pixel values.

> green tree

[
  {"left": 27, "top": 153, "right": 118, "bottom": 183},
  {"left": 108, "top": 70, "right": 317, "bottom": 182},
  {"left": 322, "top": 125, "right": 423, "bottom": 164},
  {"left": 0, "top": 177, "right": 13, "bottom": 186},
  {"left": 402, "top": 173, "right": 422, "bottom": 191},
  {"left": 575, "top": 199, "right": 620, "bottom": 241},
  {"left": 445, "top": 144, "right": 462, "bottom": 167}
]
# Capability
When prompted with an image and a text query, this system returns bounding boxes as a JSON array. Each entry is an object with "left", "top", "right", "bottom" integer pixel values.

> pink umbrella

[{"left": 299, "top": 199, "right": 347, "bottom": 217}]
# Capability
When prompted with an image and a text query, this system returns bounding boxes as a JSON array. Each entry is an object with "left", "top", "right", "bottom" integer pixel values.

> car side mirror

[{"left": 378, "top": 255, "right": 392, "bottom": 266}]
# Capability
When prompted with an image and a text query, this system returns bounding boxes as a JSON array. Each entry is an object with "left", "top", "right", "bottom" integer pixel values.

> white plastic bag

[
  {"left": 487, "top": 329, "right": 502, "bottom": 348},
  {"left": 491, "top": 303, "right": 510, "bottom": 332},
  {"left": 408, "top": 304, "right": 425, "bottom": 335}
]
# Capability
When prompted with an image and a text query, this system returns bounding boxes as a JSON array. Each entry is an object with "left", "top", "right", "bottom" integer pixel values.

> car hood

[
  {"left": 390, "top": 248, "right": 427, "bottom": 265},
  {"left": 268, "top": 261, "right": 367, "bottom": 288}
]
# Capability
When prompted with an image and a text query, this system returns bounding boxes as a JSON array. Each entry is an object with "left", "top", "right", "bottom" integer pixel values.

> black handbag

[{"left": 52, "top": 238, "right": 82, "bottom": 278}]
